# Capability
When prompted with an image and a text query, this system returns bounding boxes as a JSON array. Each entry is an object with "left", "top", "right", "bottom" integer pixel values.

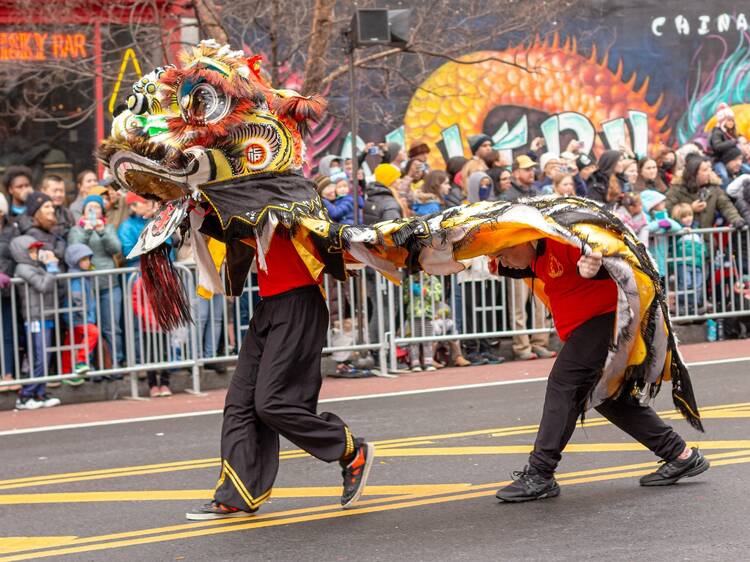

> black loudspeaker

[
  {"left": 351, "top": 9, "right": 411, "bottom": 47},
  {"left": 387, "top": 9, "right": 410, "bottom": 45},
  {"left": 353, "top": 9, "right": 390, "bottom": 45}
]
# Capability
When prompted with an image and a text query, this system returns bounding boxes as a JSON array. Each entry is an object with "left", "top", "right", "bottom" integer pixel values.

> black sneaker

[
  {"left": 639, "top": 448, "right": 710, "bottom": 486},
  {"left": 340, "top": 439, "right": 375, "bottom": 509},
  {"left": 496, "top": 466, "right": 560, "bottom": 503},
  {"left": 185, "top": 501, "right": 256, "bottom": 520}
]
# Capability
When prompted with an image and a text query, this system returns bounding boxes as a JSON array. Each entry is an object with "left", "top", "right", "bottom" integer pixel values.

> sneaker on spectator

[
  {"left": 465, "top": 353, "right": 489, "bottom": 366},
  {"left": 514, "top": 351, "right": 538, "bottom": 361},
  {"left": 532, "top": 346, "right": 556, "bottom": 359},
  {"left": 424, "top": 365, "right": 437, "bottom": 372},
  {"left": 453, "top": 356, "right": 472, "bottom": 367},
  {"left": 74, "top": 363, "right": 91, "bottom": 375},
  {"left": 410, "top": 365, "right": 423, "bottom": 372},
  {"left": 159, "top": 385, "right": 172, "bottom": 397},
  {"left": 64, "top": 376, "right": 85, "bottom": 386},
  {"left": 149, "top": 386, "right": 161, "bottom": 398},
  {"left": 15, "top": 396, "right": 43, "bottom": 410},
  {"left": 204, "top": 363, "right": 228, "bottom": 374},
  {"left": 481, "top": 352, "right": 506, "bottom": 365},
  {"left": 36, "top": 394, "right": 61, "bottom": 408}
]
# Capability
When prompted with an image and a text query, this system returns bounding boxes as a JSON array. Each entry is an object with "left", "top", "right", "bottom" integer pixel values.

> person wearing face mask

[{"left": 654, "top": 146, "right": 677, "bottom": 189}]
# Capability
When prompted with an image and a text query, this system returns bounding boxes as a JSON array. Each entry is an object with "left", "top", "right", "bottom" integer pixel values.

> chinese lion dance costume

[{"left": 98, "top": 41, "right": 701, "bottom": 449}]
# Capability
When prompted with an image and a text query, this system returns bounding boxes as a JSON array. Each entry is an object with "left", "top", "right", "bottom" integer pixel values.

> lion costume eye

[{"left": 179, "top": 82, "right": 230, "bottom": 124}]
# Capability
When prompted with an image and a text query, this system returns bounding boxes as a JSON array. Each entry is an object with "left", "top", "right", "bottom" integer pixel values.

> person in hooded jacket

[
  {"left": 10, "top": 235, "right": 62, "bottom": 410},
  {"left": 316, "top": 155, "right": 343, "bottom": 178},
  {"left": 60, "top": 243, "right": 100, "bottom": 385},
  {"left": 445, "top": 156, "right": 468, "bottom": 208},
  {"left": 709, "top": 103, "right": 740, "bottom": 185},
  {"left": 363, "top": 164, "right": 407, "bottom": 224},
  {"left": 586, "top": 150, "right": 626, "bottom": 209}
]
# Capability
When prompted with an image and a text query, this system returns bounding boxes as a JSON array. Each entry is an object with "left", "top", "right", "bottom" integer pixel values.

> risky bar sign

[{"left": 0, "top": 32, "right": 88, "bottom": 61}]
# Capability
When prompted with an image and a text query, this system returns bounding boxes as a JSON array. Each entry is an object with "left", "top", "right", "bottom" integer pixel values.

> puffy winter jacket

[
  {"left": 708, "top": 126, "right": 738, "bottom": 161},
  {"left": 363, "top": 182, "right": 403, "bottom": 224},
  {"left": 10, "top": 235, "right": 57, "bottom": 322},
  {"left": 68, "top": 223, "right": 122, "bottom": 271},
  {"left": 665, "top": 177, "right": 741, "bottom": 228}
]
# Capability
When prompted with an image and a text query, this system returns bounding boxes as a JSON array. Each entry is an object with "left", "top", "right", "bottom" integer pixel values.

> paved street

[{"left": 1, "top": 357, "right": 749, "bottom": 561}]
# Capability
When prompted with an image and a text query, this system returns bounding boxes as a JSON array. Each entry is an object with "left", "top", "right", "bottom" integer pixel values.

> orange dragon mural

[{"left": 403, "top": 35, "right": 672, "bottom": 169}]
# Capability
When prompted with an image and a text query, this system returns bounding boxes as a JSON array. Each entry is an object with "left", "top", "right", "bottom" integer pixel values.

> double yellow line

[
  {"left": 2, "top": 450, "right": 748, "bottom": 561},
  {"left": 1, "top": 400, "right": 747, "bottom": 492}
]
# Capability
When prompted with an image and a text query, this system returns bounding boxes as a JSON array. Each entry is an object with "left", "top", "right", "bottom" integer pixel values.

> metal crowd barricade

[{"left": 3, "top": 226, "right": 750, "bottom": 398}]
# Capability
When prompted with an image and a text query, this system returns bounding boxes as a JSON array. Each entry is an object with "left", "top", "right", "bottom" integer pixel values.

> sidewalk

[{"left": 0, "top": 339, "right": 747, "bottom": 434}]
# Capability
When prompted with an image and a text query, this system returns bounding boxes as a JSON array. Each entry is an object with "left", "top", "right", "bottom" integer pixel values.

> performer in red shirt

[
  {"left": 492, "top": 238, "right": 709, "bottom": 503},
  {"left": 186, "top": 228, "right": 375, "bottom": 521}
]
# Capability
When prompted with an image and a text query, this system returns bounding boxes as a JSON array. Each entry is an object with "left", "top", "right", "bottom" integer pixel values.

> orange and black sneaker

[
  {"left": 185, "top": 501, "right": 256, "bottom": 521},
  {"left": 340, "top": 439, "right": 375, "bottom": 509}
]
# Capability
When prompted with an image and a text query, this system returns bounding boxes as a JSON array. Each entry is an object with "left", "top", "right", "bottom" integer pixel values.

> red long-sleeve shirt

[
  {"left": 496, "top": 238, "right": 618, "bottom": 341},
  {"left": 256, "top": 234, "right": 321, "bottom": 298}
]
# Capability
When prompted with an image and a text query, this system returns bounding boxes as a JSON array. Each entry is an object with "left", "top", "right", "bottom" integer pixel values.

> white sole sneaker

[{"left": 342, "top": 442, "right": 375, "bottom": 510}]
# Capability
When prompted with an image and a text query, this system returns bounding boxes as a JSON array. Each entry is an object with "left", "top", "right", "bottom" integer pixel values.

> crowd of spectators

[
  {"left": 2, "top": 102, "right": 750, "bottom": 400},
  {"left": 311, "top": 102, "right": 750, "bottom": 374}
]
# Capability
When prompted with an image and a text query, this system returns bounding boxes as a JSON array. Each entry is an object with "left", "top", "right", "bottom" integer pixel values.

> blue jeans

[
  {"left": 99, "top": 284, "right": 124, "bottom": 366},
  {"left": 197, "top": 294, "right": 223, "bottom": 358},
  {"left": 21, "top": 322, "right": 53, "bottom": 398},
  {"left": 676, "top": 264, "right": 704, "bottom": 314},
  {"left": 714, "top": 162, "right": 729, "bottom": 188},
  {"left": 1, "top": 296, "right": 15, "bottom": 375}
]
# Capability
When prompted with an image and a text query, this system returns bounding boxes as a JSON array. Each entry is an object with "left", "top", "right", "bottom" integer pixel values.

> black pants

[
  {"left": 529, "top": 312, "right": 686, "bottom": 477},
  {"left": 214, "top": 286, "right": 354, "bottom": 511}
]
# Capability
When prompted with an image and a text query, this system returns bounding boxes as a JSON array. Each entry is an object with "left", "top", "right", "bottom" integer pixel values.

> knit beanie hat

[
  {"left": 330, "top": 171, "right": 348, "bottom": 184},
  {"left": 374, "top": 163, "right": 401, "bottom": 187},
  {"left": 83, "top": 194, "right": 105, "bottom": 212},
  {"left": 468, "top": 134, "right": 492, "bottom": 155},
  {"left": 640, "top": 189, "right": 666, "bottom": 213},
  {"left": 25, "top": 191, "right": 51, "bottom": 218},
  {"left": 721, "top": 145, "right": 743, "bottom": 164},
  {"left": 716, "top": 103, "right": 735, "bottom": 125},
  {"left": 313, "top": 174, "right": 332, "bottom": 194}
]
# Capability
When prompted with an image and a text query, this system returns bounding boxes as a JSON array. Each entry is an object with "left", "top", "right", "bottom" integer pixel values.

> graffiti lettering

[
  {"left": 651, "top": 13, "right": 748, "bottom": 36},
  {"left": 487, "top": 109, "right": 650, "bottom": 159}
]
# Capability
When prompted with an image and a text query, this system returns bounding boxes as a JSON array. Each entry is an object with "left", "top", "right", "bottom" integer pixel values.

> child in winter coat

[
  {"left": 670, "top": 203, "right": 706, "bottom": 314},
  {"left": 412, "top": 170, "right": 449, "bottom": 216},
  {"left": 641, "top": 189, "right": 682, "bottom": 280},
  {"left": 616, "top": 193, "right": 650, "bottom": 247},
  {"left": 10, "top": 235, "right": 62, "bottom": 409},
  {"left": 322, "top": 172, "right": 363, "bottom": 224},
  {"left": 61, "top": 243, "right": 100, "bottom": 385},
  {"left": 403, "top": 273, "right": 442, "bottom": 372}
]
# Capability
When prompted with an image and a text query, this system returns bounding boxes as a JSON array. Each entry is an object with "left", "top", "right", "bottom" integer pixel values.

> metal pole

[{"left": 348, "top": 35, "right": 365, "bottom": 346}]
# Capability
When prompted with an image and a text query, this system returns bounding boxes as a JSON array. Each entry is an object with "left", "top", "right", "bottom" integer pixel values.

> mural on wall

[
  {"left": 403, "top": 34, "right": 671, "bottom": 169},
  {"left": 316, "top": 5, "right": 750, "bottom": 171}
]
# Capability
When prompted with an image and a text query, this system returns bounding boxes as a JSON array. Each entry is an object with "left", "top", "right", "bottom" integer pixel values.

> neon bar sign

[{"left": 0, "top": 32, "right": 88, "bottom": 61}]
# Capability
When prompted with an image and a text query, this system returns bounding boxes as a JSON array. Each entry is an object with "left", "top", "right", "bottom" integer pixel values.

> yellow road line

[
  {"left": 0, "top": 484, "right": 472, "bottom": 505},
  {"left": 3, "top": 400, "right": 748, "bottom": 491},
  {"left": 371, "top": 440, "right": 750, "bottom": 457},
  {"left": 2, "top": 451, "right": 745, "bottom": 562}
]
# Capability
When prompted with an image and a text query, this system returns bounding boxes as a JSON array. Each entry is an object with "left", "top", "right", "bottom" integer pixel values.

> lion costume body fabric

[{"left": 98, "top": 41, "right": 701, "bottom": 430}]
